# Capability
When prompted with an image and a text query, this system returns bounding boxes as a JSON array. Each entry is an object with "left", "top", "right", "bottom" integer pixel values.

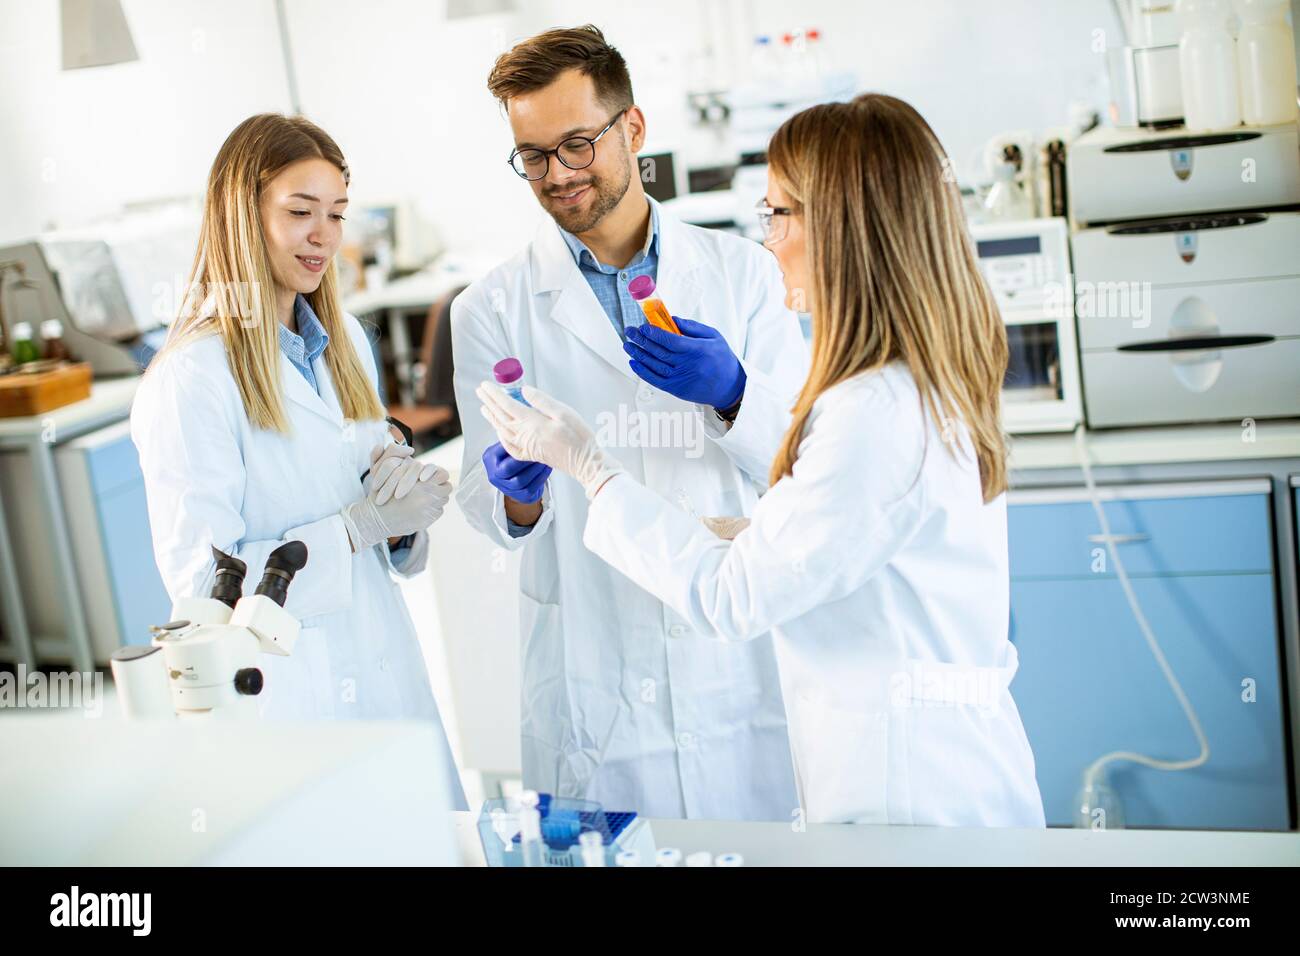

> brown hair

[
  {"left": 151, "top": 113, "right": 384, "bottom": 432},
  {"left": 767, "top": 94, "right": 1010, "bottom": 502},
  {"left": 487, "top": 24, "right": 633, "bottom": 111}
]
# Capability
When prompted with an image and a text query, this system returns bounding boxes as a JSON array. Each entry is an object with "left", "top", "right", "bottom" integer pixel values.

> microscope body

[{"left": 110, "top": 543, "right": 308, "bottom": 720}]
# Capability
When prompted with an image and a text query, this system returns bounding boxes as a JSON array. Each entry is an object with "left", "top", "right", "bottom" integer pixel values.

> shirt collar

[
  {"left": 281, "top": 294, "right": 329, "bottom": 364},
  {"left": 559, "top": 197, "right": 660, "bottom": 271}
]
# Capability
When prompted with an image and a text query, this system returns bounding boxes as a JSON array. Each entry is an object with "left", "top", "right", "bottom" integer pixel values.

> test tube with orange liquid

[{"left": 627, "top": 275, "right": 680, "bottom": 335}]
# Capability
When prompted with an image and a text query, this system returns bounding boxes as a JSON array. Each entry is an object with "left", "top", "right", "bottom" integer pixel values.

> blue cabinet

[
  {"left": 56, "top": 422, "right": 172, "bottom": 663},
  {"left": 1007, "top": 481, "right": 1290, "bottom": 830}
]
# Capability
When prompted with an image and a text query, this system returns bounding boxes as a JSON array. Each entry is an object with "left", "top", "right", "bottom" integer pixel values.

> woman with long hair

[
  {"left": 132, "top": 114, "right": 464, "bottom": 805},
  {"left": 478, "top": 94, "right": 1044, "bottom": 826}
]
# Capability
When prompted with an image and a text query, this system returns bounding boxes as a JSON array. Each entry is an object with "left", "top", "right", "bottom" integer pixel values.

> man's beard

[{"left": 543, "top": 152, "right": 632, "bottom": 234}]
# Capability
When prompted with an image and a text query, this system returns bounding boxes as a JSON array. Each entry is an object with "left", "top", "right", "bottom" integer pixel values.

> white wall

[{"left": 1, "top": 0, "right": 1125, "bottom": 256}]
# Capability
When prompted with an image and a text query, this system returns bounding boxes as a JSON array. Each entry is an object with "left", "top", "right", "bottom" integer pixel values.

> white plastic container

[
  {"left": 1233, "top": 0, "right": 1299, "bottom": 125},
  {"left": 1176, "top": 0, "right": 1242, "bottom": 130}
]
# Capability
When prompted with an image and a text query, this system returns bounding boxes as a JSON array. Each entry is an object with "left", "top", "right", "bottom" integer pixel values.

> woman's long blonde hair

[
  {"left": 767, "top": 94, "right": 1009, "bottom": 502},
  {"left": 150, "top": 113, "right": 384, "bottom": 432}
]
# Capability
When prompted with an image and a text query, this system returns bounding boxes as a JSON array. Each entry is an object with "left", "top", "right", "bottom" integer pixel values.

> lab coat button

[
  {"left": 378, "top": 656, "right": 388, "bottom": 671},
  {"left": 668, "top": 624, "right": 686, "bottom": 638},
  {"left": 638, "top": 385, "right": 654, "bottom": 403},
  {"left": 676, "top": 732, "right": 697, "bottom": 750}
]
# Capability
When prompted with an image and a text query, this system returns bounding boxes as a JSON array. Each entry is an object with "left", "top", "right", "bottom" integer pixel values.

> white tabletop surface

[
  {"left": 452, "top": 811, "right": 1300, "bottom": 867},
  {"left": 0, "top": 376, "right": 139, "bottom": 439},
  {"left": 1009, "top": 419, "right": 1300, "bottom": 472}
]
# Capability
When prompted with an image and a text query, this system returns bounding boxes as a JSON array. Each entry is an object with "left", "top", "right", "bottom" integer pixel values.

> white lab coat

[
  {"left": 584, "top": 363, "right": 1046, "bottom": 827},
  {"left": 131, "top": 313, "right": 466, "bottom": 809},
  {"left": 452, "top": 199, "right": 809, "bottom": 820}
]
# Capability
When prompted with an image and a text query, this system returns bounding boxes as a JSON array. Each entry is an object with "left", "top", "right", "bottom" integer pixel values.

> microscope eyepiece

[
  {"left": 209, "top": 546, "right": 247, "bottom": 608},
  {"left": 254, "top": 540, "right": 308, "bottom": 608}
]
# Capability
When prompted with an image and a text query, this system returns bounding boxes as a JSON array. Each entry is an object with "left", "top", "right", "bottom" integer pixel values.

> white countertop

[
  {"left": 0, "top": 375, "right": 139, "bottom": 439},
  {"left": 1009, "top": 419, "right": 1300, "bottom": 472},
  {"left": 452, "top": 811, "right": 1300, "bottom": 867}
]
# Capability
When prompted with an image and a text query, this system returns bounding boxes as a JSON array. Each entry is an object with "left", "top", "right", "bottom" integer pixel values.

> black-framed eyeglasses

[
  {"left": 508, "top": 110, "right": 627, "bottom": 181},
  {"left": 755, "top": 198, "right": 795, "bottom": 243}
]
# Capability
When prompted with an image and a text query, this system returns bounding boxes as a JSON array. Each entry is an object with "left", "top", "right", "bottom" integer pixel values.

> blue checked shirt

[
  {"left": 278, "top": 294, "right": 330, "bottom": 394},
  {"left": 558, "top": 199, "right": 660, "bottom": 340}
]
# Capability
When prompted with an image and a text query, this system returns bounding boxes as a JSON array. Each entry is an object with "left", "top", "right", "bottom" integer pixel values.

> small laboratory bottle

[
  {"left": 41, "top": 319, "right": 70, "bottom": 362},
  {"left": 518, "top": 790, "right": 546, "bottom": 867},
  {"left": 715, "top": 853, "right": 745, "bottom": 867},
  {"left": 493, "top": 357, "right": 530, "bottom": 405},
  {"left": 9, "top": 322, "right": 40, "bottom": 365},
  {"left": 627, "top": 275, "right": 681, "bottom": 335},
  {"left": 654, "top": 847, "right": 683, "bottom": 867},
  {"left": 685, "top": 851, "right": 713, "bottom": 867},
  {"left": 578, "top": 830, "right": 605, "bottom": 867},
  {"left": 1234, "top": 0, "right": 1299, "bottom": 125},
  {"left": 615, "top": 850, "right": 641, "bottom": 867},
  {"left": 1176, "top": 0, "right": 1242, "bottom": 130}
]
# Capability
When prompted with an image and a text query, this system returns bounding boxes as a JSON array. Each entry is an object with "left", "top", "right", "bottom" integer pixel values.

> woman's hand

[{"left": 476, "top": 383, "right": 625, "bottom": 500}]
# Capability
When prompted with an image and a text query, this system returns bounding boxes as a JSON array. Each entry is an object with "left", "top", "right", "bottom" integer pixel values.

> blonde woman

[
  {"left": 132, "top": 114, "right": 464, "bottom": 805},
  {"left": 478, "top": 94, "right": 1045, "bottom": 827}
]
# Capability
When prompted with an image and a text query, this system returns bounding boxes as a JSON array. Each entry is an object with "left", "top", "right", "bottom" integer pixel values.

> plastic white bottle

[
  {"left": 1233, "top": 0, "right": 1299, "bottom": 125},
  {"left": 1175, "top": 0, "right": 1242, "bottom": 130}
]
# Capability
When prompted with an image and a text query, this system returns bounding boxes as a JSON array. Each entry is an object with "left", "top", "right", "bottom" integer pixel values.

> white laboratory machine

[
  {"left": 1071, "top": 210, "right": 1300, "bottom": 427},
  {"left": 1067, "top": 117, "right": 1300, "bottom": 428},
  {"left": 970, "top": 217, "right": 1084, "bottom": 433},
  {"left": 109, "top": 541, "right": 308, "bottom": 719},
  {"left": 1067, "top": 123, "right": 1300, "bottom": 226}
]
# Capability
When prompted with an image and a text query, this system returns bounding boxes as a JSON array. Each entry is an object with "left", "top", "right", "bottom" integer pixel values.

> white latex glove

[
  {"left": 476, "top": 382, "right": 625, "bottom": 500},
  {"left": 365, "top": 442, "right": 416, "bottom": 504},
  {"left": 341, "top": 461, "right": 452, "bottom": 551}
]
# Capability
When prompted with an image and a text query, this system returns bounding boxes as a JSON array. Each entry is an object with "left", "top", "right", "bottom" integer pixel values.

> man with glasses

[{"left": 450, "top": 25, "right": 808, "bottom": 821}]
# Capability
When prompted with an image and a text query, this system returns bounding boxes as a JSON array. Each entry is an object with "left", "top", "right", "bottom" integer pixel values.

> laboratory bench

[
  {"left": 1004, "top": 419, "right": 1300, "bottom": 832},
  {"left": 0, "top": 376, "right": 148, "bottom": 673},
  {"left": 451, "top": 811, "right": 1300, "bottom": 867}
]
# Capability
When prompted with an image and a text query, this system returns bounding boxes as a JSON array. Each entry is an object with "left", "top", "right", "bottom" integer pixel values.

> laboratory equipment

[
  {"left": 982, "top": 153, "right": 1034, "bottom": 222},
  {"left": 1107, "top": 0, "right": 1185, "bottom": 128},
  {"left": 727, "top": 68, "right": 857, "bottom": 239},
  {"left": 626, "top": 276, "right": 680, "bottom": 335},
  {"left": 615, "top": 850, "right": 641, "bottom": 867},
  {"left": 0, "top": 241, "right": 148, "bottom": 376},
  {"left": 41, "top": 320, "right": 70, "bottom": 361},
  {"left": 1175, "top": 0, "right": 1242, "bottom": 130},
  {"left": 1072, "top": 210, "right": 1300, "bottom": 427},
  {"left": 109, "top": 541, "right": 309, "bottom": 719},
  {"left": 579, "top": 829, "right": 606, "bottom": 867},
  {"left": 476, "top": 792, "right": 656, "bottom": 868},
  {"left": 685, "top": 851, "right": 713, "bottom": 867},
  {"left": 493, "top": 357, "right": 529, "bottom": 404},
  {"left": 1066, "top": 123, "right": 1300, "bottom": 226},
  {"left": 715, "top": 853, "right": 744, "bottom": 866},
  {"left": 518, "top": 789, "right": 546, "bottom": 867},
  {"left": 655, "top": 847, "right": 683, "bottom": 867},
  {"left": 8, "top": 322, "right": 39, "bottom": 364},
  {"left": 1234, "top": 0, "right": 1299, "bottom": 125},
  {"left": 969, "top": 217, "right": 1083, "bottom": 433}
]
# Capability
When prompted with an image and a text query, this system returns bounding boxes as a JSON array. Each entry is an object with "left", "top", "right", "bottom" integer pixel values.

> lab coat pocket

[{"left": 789, "top": 690, "right": 890, "bottom": 825}]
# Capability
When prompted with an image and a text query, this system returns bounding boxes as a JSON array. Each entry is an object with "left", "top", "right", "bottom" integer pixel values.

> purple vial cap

[
  {"left": 627, "top": 275, "right": 656, "bottom": 301},
  {"left": 493, "top": 357, "right": 523, "bottom": 384}
]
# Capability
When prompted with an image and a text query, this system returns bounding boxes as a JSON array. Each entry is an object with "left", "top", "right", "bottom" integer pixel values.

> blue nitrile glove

[
  {"left": 483, "top": 441, "right": 551, "bottom": 504},
  {"left": 624, "top": 317, "right": 746, "bottom": 410}
]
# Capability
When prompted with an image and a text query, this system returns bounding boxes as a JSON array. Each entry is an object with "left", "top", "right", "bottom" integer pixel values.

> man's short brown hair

[{"left": 487, "top": 24, "right": 633, "bottom": 112}]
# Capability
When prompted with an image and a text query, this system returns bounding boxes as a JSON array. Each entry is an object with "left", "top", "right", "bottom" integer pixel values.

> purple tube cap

[
  {"left": 493, "top": 357, "right": 523, "bottom": 384},
  {"left": 627, "top": 275, "right": 656, "bottom": 301}
]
